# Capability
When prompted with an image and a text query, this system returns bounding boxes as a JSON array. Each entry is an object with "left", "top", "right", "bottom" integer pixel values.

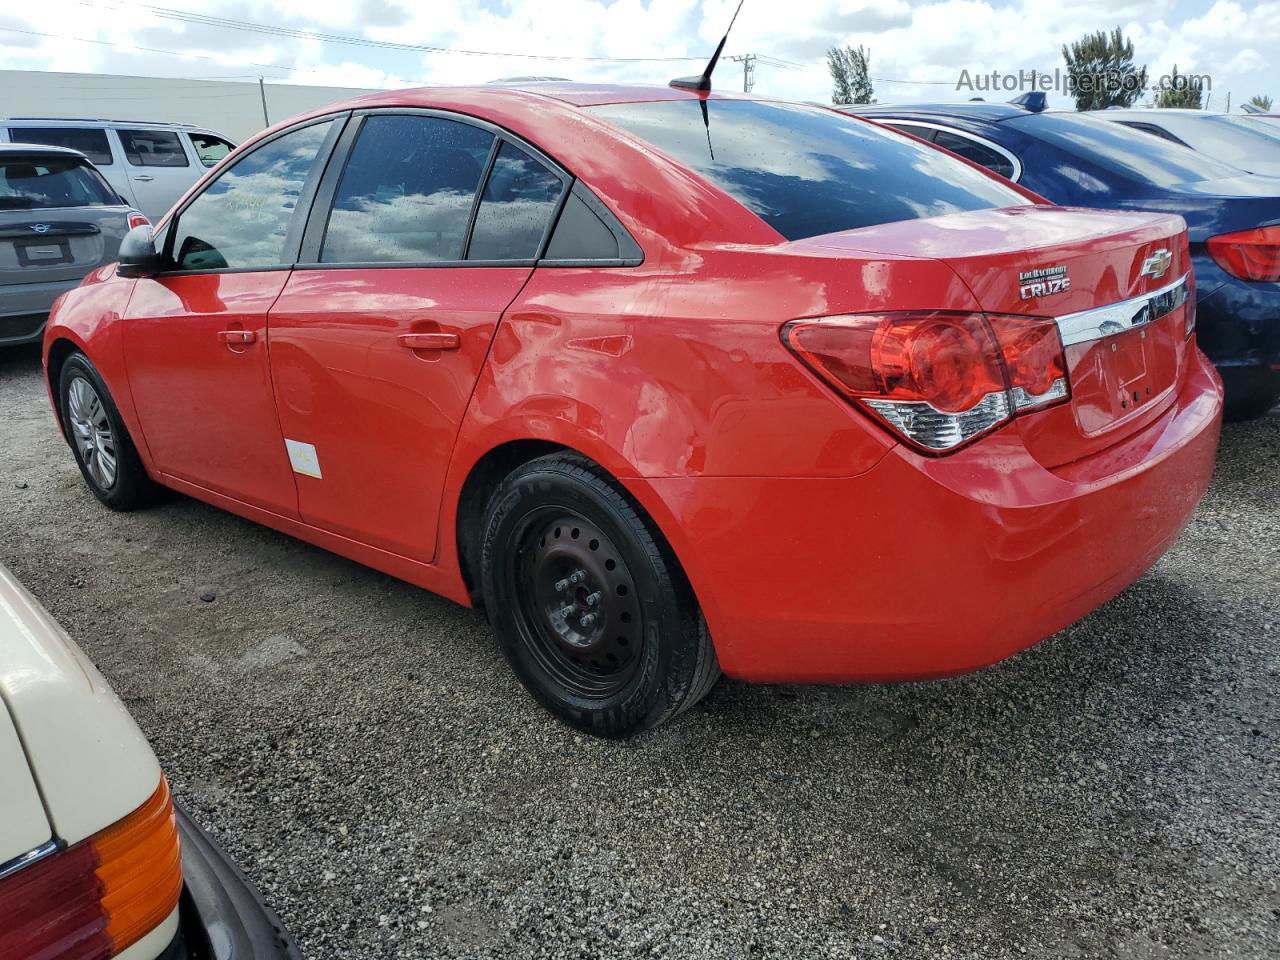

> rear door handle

[
  {"left": 399, "top": 332, "right": 460, "bottom": 351},
  {"left": 217, "top": 329, "right": 256, "bottom": 345},
  {"left": 132, "top": 175, "right": 155, "bottom": 182}
]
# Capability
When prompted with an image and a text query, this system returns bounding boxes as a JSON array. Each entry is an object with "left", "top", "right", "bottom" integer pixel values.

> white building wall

[{"left": 0, "top": 69, "right": 382, "bottom": 142}]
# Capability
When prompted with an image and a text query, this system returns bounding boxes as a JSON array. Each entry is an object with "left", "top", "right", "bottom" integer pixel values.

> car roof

[
  {"left": 0, "top": 142, "right": 87, "bottom": 158},
  {"left": 331, "top": 81, "right": 781, "bottom": 112},
  {"left": 2, "top": 116, "right": 221, "bottom": 133},
  {"left": 847, "top": 101, "right": 1032, "bottom": 122}
]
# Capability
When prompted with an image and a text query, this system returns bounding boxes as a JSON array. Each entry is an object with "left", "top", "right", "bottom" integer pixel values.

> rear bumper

[
  {"left": 173, "top": 804, "right": 300, "bottom": 960},
  {"left": 630, "top": 349, "right": 1223, "bottom": 683},
  {"left": 1, "top": 277, "right": 82, "bottom": 345}
]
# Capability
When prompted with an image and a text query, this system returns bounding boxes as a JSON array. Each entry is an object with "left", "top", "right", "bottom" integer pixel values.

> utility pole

[
  {"left": 1225, "top": 91, "right": 1231, "bottom": 113},
  {"left": 728, "top": 53, "right": 756, "bottom": 92},
  {"left": 258, "top": 76, "right": 270, "bottom": 128}
]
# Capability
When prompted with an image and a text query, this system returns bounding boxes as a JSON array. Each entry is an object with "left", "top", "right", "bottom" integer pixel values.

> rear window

[
  {"left": 588, "top": 99, "right": 1028, "bottom": 240},
  {"left": 7, "top": 127, "right": 113, "bottom": 166},
  {"left": 0, "top": 156, "right": 119, "bottom": 210},
  {"left": 119, "top": 129, "right": 190, "bottom": 167},
  {"left": 1006, "top": 112, "right": 1243, "bottom": 186}
]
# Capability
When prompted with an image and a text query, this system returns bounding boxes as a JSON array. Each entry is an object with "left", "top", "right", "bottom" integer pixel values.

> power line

[
  {"left": 81, "top": 0, "right": 709, "bottom": 63},
  {"left": 7, "top": 10, "right": 966, "bottom": 90}
]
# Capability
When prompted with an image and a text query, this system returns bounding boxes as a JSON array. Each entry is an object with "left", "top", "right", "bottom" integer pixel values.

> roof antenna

[{"left": 670, "top": 0, "right": 745, "bottom": 92}]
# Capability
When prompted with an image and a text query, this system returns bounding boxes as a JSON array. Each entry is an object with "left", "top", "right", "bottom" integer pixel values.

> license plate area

[
  {"left": 1067, "top": 313, "right": 1180, "bottom": 437},
  {"left": 15, "top": 238, "right": 73, "bottom": 267}
]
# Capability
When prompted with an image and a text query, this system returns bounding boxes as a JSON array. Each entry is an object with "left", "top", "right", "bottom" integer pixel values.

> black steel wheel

[
  {"left": 513, "top": 512, "right": 643, "bottom": 699},
  {"left": 480, "top": 453, "right": 720, "bottom": 737}
]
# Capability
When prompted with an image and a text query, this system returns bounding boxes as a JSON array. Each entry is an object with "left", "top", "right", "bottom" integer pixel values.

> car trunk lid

[
  {"left": 798, "top": 205, "right": 1194, "bottom": 466},
  {"left": 0, "top": 217, "right": 117, "bottom": 287}
]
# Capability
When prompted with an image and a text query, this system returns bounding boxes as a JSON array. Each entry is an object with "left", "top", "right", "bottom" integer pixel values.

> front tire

[
  {"left": 58, "top": 352, "right": 159, "bottom": 511},
  {"left": 480, "top": 453, "right": 719, "bottom": 738}
]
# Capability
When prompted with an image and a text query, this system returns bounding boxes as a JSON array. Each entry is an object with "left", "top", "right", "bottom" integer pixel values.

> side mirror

[{"left": 117, "top": 225, "right": 162, "bottom": 278}]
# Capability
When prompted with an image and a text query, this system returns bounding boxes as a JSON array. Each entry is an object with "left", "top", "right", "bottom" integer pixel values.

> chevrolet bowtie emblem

[{"left": 1140, "top": 249, "right": 1172, "bottom": 281}]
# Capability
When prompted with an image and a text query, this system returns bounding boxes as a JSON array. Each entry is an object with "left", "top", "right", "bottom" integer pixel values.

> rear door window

[
  {"left": 0, "top": 157, "right": 119, "bottom": 209},
  {"left": 931, "top": 129, "right": 1017, "bottom": 179},
  {"left": 189, "top": 133, "right": 235, "bottom": 167},
  {"left": 467, "top": 142, "right": 565, "bottom": 260},
  {"left": 589, "top": 99, "right": 1029, "bottom": 240},
  {"left": 321, "top": 114, "right": 494, "bottom": 263},
  {"left": 119, "top": 129, "right": 190, "bottom": 168},
  {"left": 7, "top": 127, "right": 113, "bottom": 166},
  {"left": 169, "top": 120, "right": 334, "bottom": 271}
]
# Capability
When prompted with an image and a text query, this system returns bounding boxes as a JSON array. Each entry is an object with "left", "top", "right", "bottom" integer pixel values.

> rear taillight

[
  {"left": 126, "top": 213, "right": 150, "bottom": 231},
  {"left": 782, "top": 311, "right": 1069, "bottom": 453},
  {"left": 1206, "top": 225, "right": 1280, "bottom": 282},
  {"left": 0, "top": 779, "right": 182, "bottom": 960}
]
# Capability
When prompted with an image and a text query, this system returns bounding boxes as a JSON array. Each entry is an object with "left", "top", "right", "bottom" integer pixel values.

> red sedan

[{"left": 42, "top": 84, "right": 1222, "bottom": 737}]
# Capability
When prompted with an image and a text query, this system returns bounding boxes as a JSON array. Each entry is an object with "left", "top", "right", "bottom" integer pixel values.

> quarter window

[
  {"left": 321, "top": 115, "right": 494, "bottom": 263},
  {"left": 884, "top": 122, "right": 935, "bottom": 142},
  {"left": 7, "top": 127, "right": 113, "bottom": 166},
  {"left": 931, "top": 129, "right": 1016, "bottom": 179},
  {"left": 189, "top": 133, "right": 235, "bottom": 167},
  {"left": 467, "top": 142, "right": 564, "bottom": 260},
  {"left": 170, "top": 120, "right": 334, "bottom": 271},
  {"left": 119, "top": 129, "right": 190, "bottom": 168}
]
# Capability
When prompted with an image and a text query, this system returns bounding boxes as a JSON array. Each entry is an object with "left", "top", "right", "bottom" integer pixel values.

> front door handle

[
  {"left": 132, "top": 175, "right": 155, "bottom": 182},
  {"left": 399, "top": 332, "right": 460, "bottom": 351},
  {"left": 217, "top": 329, "right": 256, "bottom": 345}
]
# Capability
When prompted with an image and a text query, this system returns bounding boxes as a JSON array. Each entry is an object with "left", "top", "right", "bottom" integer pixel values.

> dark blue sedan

[{"left": 845, "top": 100, "right": 1280, "bottom": 419}]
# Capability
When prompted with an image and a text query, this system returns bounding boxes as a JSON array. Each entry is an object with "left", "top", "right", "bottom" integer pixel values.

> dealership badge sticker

[
  {"left": 1018, "top": 264, "right": 1070, "bottom": 300},
  {"left": 285, "top": 439, "right": 322, "bottom": 479},
  {"left": 1140, "top": 248, "right": 1173, "bottom": 281}
]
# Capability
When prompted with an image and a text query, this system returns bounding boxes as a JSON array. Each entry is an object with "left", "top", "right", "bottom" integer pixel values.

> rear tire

[
  {"left": 58, "top": 352, "right": 159, "bottom": 511},
  {"left": 480, "top": 453, "right": 719, "bottom": 738}
]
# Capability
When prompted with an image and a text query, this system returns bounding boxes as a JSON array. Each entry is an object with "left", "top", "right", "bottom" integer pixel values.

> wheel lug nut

[
  {"left": 585, "top": 591, "right": 602, "bottom": 607},
  {"left": 569, "top": 570, "right": 587, "bottom": 584},
  {"left": 580, "top": 613, "right": 597, "bottom": 627},
  {"left": 554, "top": 578, "right": 569, "bottom": 592}
]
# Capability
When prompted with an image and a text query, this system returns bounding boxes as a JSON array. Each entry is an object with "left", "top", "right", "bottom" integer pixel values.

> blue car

[{"left": 845, "top": 99, "right": 1280, "bottom": 419}]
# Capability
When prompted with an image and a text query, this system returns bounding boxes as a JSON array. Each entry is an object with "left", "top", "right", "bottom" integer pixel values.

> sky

[{"left": 0, "top": 0, "right": 1277, "bottom": 111}]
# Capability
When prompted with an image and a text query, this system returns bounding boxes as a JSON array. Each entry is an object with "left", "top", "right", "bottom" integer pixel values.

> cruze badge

[
  {"left": 1140, "top": 248, "right": 1173, "bottom": 281},
  {"left": 1018, "top": 264, "right": 1070, "bottom": 300}
]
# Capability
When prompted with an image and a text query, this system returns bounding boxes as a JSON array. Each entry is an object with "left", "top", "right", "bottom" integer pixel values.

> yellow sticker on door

[{"left": 285, "top": 439, "right": 322, "bottom": 479}]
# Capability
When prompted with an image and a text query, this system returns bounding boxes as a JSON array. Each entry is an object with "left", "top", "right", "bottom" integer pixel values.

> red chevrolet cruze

[{"left": 43, "top": 84, "right": 1222, "bottom": 736}]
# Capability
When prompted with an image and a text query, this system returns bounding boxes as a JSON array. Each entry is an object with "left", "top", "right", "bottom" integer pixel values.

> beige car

[{"left": 0, "top": 562, "right": 298, "bottom": 959}]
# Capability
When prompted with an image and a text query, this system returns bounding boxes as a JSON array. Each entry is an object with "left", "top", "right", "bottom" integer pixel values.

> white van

[{"left": 0, "top": 118, "right": 236, "bottom": 220}]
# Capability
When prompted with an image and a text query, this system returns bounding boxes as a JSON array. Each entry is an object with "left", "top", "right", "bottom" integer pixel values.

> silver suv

[
  {"left": 0, "top": 118, "right": 236, "bottom": 220},
  {"left": 1, "top": 143, "right": 145, "bottom": 346}
]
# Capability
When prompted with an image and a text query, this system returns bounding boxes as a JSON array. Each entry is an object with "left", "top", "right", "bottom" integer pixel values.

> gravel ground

[{"left": 1, "top": 342, "right": 1277, "bottom": 960}]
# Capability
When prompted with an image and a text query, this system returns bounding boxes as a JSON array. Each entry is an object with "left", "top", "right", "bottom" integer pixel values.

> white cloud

[{"left": 0, "top": 0, "right": 1276, "bottom": 111}]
